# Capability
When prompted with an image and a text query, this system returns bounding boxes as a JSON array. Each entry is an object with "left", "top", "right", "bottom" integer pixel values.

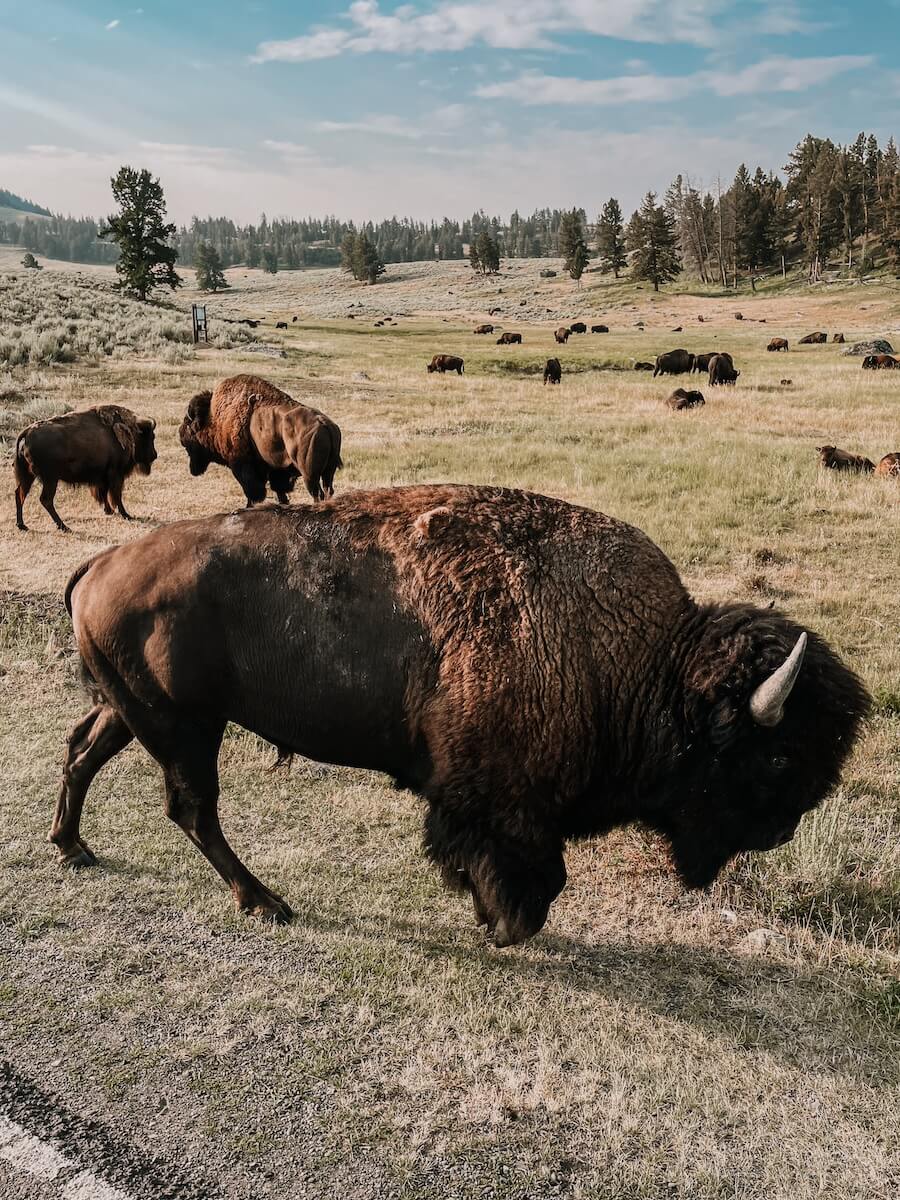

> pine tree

[
  {"left": 99, "top": 166, "right": 181, "bottom": 300},
  {"left": 262, "top": 248, "right": 278, "bottom": 274},
  {"left": 475, "top": 230, "right": 500, "bottom": 274},
  {"left": 596, "top": 198, "right": 626, "bottom": 277},
  {"left": 882, "top": 174, "right": 900, "bottom": 272},
  {"left": 352, "top": 232, "right": 385, "bottom": 284},
  {"left": 193, "top": 241, "right": 229, "bottom": 292},
  {"left": 468, "top": 238, "right": 481, "bottom": 274},
  {"left": 559, "top": 209, "right": 590, "bottom": 281},
  {"left": 340, "top": 232, "right": 356, "bottom": 273},
  {"left": 626, "top": 192, "right": 680, "bottom": 291}
]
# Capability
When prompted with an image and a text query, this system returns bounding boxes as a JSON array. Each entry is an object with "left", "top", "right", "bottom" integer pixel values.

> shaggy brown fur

[
  {"left": 427, "top": 355, "right": 464, "bottom": 375},
  {"left": 543, "top": 358, "right": 562, "bottom": 385},
  {"left": 799, "top": 332, "right": 827, "bottom": 344},
  {"left": 554, "top": 327, "right": 571, "bottom": 344},
  {"left": 767, "top": 338, "right": 789, "bottom": 352},
  {"left": 653, "top": 349, "right": 695, "bottom": 377},
  {"left": 57, "top": 485, "right": 868, "bottom": 946},
  {"left": 862, "top": 354, "right": 900, "bottom": 370},
  {"left": 496, "top": 332, "right": 522, "bottom": 344},
  {"left": 666, "top": 388, "right": 705, "bottom": 410},
  {"left": 708, "top": 354, "right": 740, "bottom": 386},
  {"left": 874, "top": 452, "right": 900, "bottom": 477},
  {"left": 179, "top": 374, "right": 342, "bottom": 505},
  {"left": 691, "top": 352, "right": 717, "bottom": 374},
  {"left": 816, "top": 446, "right": 876, "bottom": 473},
  {"left": 14, "top": 405, "right": 156, "bottom": 532},
  {"left": 473, "top": 324, "right": 494, "bottom": 334}
]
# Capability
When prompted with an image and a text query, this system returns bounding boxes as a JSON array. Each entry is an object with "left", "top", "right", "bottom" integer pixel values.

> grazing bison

[
  {"left": 767, "top": 338, "right": 789, "bottom": 352},
  {"left": 178, "top": 374, "right": 342, "bottom": 505},
  {"left": 591, "top": 325, "right": 609, "bottom": 334},
  {"left": 691, "top": 353, "right": 717, "bottom": 374},
  {"left": 543, "top": 358, "right": 562, "bottom": 385},
  {"left": 474, "top": 324, "right": 494, "bottom": 335},
  {"left": 568, "top": 322, "right": 587, "bottom": 334},
  {"left": 833, "top": 333, "right": 845, "bottom": 343},
  {"left": 497, "top": 332, "right": 522, "bottom": 345},
  {"left": 633, "top": 361, "right": 655, "bottom": 371},
  {"left": 875, "top": 453, "right": 900, "bottom": 477},
  {"left": 427, "top": 354, "right": 465, "bottom": 375},
  {"left": 816, "top": 446, "right": 875, "bottom": 473},
  {"left": 780, "top": 379, "right": 793, "bottom": 386},
  {"left": 862, "top": 354, "right": 900, "bottom": 370},
  {"left": 653, "top": 349, "right": 695, "bottom": 378},
  {"left": 666, "top": 388, "right": 705, "bottom": 410},
  {"left": 799, "top": 332, "right": 827, "bottom": 344},
  {"left": 55, "top": 485, "right": 869, "bottom": 945},
  {"left": 15, "top": 406, "right": 156, "bottom": 533},
  {"left": 708, "top": 354, "right": 740, "bottom": 387},
  {"left": 275, "top": 321, "right": 288, "bottom": 330},
  {"left": 554, "top": 327, "right": 571, "bottom": 345}
]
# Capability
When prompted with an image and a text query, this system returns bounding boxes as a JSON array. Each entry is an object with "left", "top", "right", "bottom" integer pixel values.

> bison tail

[
  {"left": 13, "top": 430, "right": 32, "bottom": 487},
  {"left": 64, "top": 556, "right": 99, "bottom": 618}
]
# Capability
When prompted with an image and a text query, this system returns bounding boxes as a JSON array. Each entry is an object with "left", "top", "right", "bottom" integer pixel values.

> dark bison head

[
  {"left": 655, "top": 606, "right": 868, "bottom": 889},
  {"left": 426, "top": 362, "right": 437, "bottom": 373},
  {"left": 134, "top": 417, "right": 157, "bottom": 476},
  {"left": 179, "top": 391, "right": 214, "bottom": 476}
]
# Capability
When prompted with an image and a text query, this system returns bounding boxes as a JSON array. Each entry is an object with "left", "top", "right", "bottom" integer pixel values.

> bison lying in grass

[
  {"left": 56, "top": 485, "right": 868, "bottom": 946},
  {"left": 666, "top": 388, "right": 705, "bottom": 410},
  {"left": 15, "top": 405, "right": 157, "bottom": 533},
  {"left": 816, "top": 445, "right": 875, "bottom": 473},
  {"left": 179, "top": 374, "right": 342, "bottom": 505},
  {"left": 875, "top": 453, "right": 900, "bottom": 477}
]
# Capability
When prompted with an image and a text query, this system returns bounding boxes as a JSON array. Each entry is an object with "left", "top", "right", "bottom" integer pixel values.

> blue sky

[{"left": 1, "top": 1, "right": 898, "bottom": 224}]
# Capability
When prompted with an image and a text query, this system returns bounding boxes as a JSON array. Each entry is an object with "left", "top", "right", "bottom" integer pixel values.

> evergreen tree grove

[
  {"left": 193, "top": 241, "right": 229, "bottom": 292},
  {"left": 596, "top": 198, "right": 626, "bottom": 277},
  {"left": 99, "top": 167, "right": 181, "bottom": 300},
  {"left": 626, "top": 193, "right": 681, "bottom": 291}
]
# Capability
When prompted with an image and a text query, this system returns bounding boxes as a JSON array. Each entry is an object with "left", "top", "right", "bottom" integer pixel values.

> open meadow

[{"left": 0, "top": 256, "right": 899, "bottom": 1198}]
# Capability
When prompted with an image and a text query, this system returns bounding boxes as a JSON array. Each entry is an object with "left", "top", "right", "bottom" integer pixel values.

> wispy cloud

[
  {"left": 105, "top": 19, "right": 120, "bottom": 30},
  {"left": 252, "top": 0, "right": 722, "bottom": 63},
  {"left": 315, "top": 114, "right": 424, "bottom": 139},
  {"left": 476, "top": 55, "right": 873, "bottom": 106}
]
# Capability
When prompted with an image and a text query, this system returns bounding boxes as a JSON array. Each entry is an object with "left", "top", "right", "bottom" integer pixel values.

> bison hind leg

[{"left": 38, "top": 478, "right": 69, "bottom": 532}]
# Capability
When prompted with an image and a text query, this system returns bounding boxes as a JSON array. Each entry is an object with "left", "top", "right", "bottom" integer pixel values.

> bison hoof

[
  {"left": 244, "top": 893, "right": 294, "bottom": 924},
  {"left": 16, "top": 524, "right": 27, "bottom": 533},
  {"left": 57, "top": 841, "right": 98, "bottom": 870}
]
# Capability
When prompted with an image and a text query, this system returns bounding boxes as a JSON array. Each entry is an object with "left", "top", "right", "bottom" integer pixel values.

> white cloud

[
  {"left": 476, "top": 55, "right": 873, "bottom": 106},
  {"left": 105, "top": 19, "right": 120, "bottom": 30},
  {"left": 252, "top": 0, "right": 721, "bottom": 63},
  {"left": 315, "top": 114, "right": 424, "bottom": 139}
]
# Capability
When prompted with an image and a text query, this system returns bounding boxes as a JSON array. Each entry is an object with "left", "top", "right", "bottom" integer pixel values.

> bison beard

[{"left": 55, "top": 486, "right": 869, "bottom": 946}]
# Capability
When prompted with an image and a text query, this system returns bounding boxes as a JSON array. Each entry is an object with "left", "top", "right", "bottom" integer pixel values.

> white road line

[
  {"left": 0, "top": 1116, "right": 135, "bottom": 1200},
  {"left": 0, "top": 1114, "right": 72, "bottom": 1181}
]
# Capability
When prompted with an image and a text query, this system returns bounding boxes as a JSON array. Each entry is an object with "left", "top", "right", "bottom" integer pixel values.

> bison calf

[
  {"left": 15, "top": 406, "right": 156, "bottom": 533},
  {"left": 816, "top": 446, "right": 875, "bottom": 473},
  {"left": 543, "top": 358, "right": 562, "bottom": 385}
]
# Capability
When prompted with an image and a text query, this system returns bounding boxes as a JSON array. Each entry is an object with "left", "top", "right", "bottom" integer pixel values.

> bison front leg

[
  {"left": 425, "top": 802, "right": 566, "bottom": 947},
  {"left": 232, "top": 462, "right": 268, "bottom": 507}
]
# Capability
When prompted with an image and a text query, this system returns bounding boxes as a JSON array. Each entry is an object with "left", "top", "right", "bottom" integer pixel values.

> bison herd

[{"left": 7, "top": 310, "right": 895, "bottom": 948}]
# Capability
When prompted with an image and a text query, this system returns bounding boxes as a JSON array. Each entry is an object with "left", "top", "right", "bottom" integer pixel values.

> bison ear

[
  {"left": 111, "top": 419, "right": 136, "bottom": 456},
  {"left": 413, "top": 506, "right": 454, "bottom": 542}
]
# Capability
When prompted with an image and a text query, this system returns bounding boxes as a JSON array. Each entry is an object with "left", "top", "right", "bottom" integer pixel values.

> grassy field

[{"left": 0, "top": 257, "right": 898, "bottom": 1199}]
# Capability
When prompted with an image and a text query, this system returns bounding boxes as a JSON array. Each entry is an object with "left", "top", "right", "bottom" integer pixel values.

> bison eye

[{"left": 772, "top": 756, "right": 790, "bottom": 772}]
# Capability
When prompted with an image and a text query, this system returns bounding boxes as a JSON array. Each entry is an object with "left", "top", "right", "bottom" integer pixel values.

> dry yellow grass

[{"left": 0, "top": 260, "right": 898, "bottom": 1199}]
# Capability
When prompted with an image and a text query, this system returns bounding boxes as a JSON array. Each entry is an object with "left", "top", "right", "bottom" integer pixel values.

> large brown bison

[
  {"left": 666, "top": 388, "right": 705, "bottom": 410},
  {"left": 816, "top": 446, "right": 875, "bottom": 473},
  {"left": 875, "top": 453, "right": 900, "bottom": 477},
  {"left": 554, "top": 327, "right": 571, "bottom": 345},
  {"left": 833, "top": 333, "right": 845, "bottom": 343},
  {"left": 708, "top": 354, "right": 740, "bottom": 386},
  {"left": 653, "top": 349, "right": 695, "bottom": 377},
  {"left": 427, "top": 354, "right": 464, "bottom": 375},
  {"left": 862, "top": 354, "right": 900, "bottom": 370},
  {"left": 591, "top": 325, "right": 609, "bottom": 334},
  {"left": 767, "top": 338, "right": 789, "bottom": 352},
  {"left": 474, "top": 324, "right": 494, "bottom": 335},
  {"left": 178, "top": 375, "right": 342, "bottom": 505},
  {"left": 497, "top": 332, "right": 522, "bottom": 345},
  {"left": 568, "top": 322, "right": 587, "bottom": 334},
  {"left": 543, "top": 358, "right": 562, "bottom": 385},
  {"left": 14, "top": 406, "right": 157, "bottom": 533},
  {"left": 55, "top": 485, "right": 868, "bottom": 946},
  {"left": 799, "top": 332, "right": 827, "bottom": 344},
  {"left": 691, "top": 352, "right": 717, "bottom": 374}
]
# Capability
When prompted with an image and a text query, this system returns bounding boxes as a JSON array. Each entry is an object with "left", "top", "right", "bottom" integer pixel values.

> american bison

[
  {"left": 875, "top": 453, "right": 900, "bottom": 477},
  {"left": 275, "top": 321, "right": 288, "bottom": 330},
  {"left": 591, "top": 325, "right": 609, "bottom": 334},
  {"left": 767, "top": 338, "right": 789, "bottom": 352},
  {"left": 708, "top": 354, "right": 739, "bottom": 386},
  {"left": 799, "top": 332, "right": 827, "bottom": 344},
  {"left": 833, "top": 333, "right": 845, "bottom": 343},
  {"left": 474, "top": 324, "right": 494, "bottom": 335},
  {"left": 543, "top": 358, "right": 561, "bottom": 385},
  {"left": 56, "top": 485, "right": 869, "bottom": 945},
  {"left": 780, "top": 379, "right": 793, "bottom": 386},
  {"left": 568, "top": 322, "right": 587, "bottom": 334},
  {"left": 666, "top": 388, "right": 705, "bottom": 410},
  {"left": 654, "top": 349, "right": 695, "bottom": 377},
  {"left": 691, "top": 352, "right": 717, "bottom": 374},
  {"left": 15, "top": 406, "right": 157, "bottom": 533},
  {"left": 862, "top": 354, "right": 900, "bottom": 370},
  {"left": 427, "top": 354, "right": 464, "bottom": 375},
  {"left": 816, "top": 446, "right": 875, "bottom": 473},
  {"left": 554, "top": 327, "right": 571, "bottom": 344},
  {"left": 633, "top": 362, "right": 655, "bottom": 371},
  {"left": 497, "top": 332, "right": 522, "bottom": 345},
  {"left": 178, "top": 374, "right": 342, "bottom": 505}
]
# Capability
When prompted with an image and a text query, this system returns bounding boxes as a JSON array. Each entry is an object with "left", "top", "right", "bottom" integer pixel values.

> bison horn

[{"left": 749, "top": 633, "right": 807, "bottom": 727}]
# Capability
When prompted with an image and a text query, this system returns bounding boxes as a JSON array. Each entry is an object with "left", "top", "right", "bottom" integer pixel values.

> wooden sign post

[{"left": 191, "top": 304, "right": 208, "bottom": 344}]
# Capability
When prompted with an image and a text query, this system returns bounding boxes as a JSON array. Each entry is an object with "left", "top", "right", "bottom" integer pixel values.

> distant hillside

[{"left": 0, "top": 188, "right": 51, "bottom": 219}]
